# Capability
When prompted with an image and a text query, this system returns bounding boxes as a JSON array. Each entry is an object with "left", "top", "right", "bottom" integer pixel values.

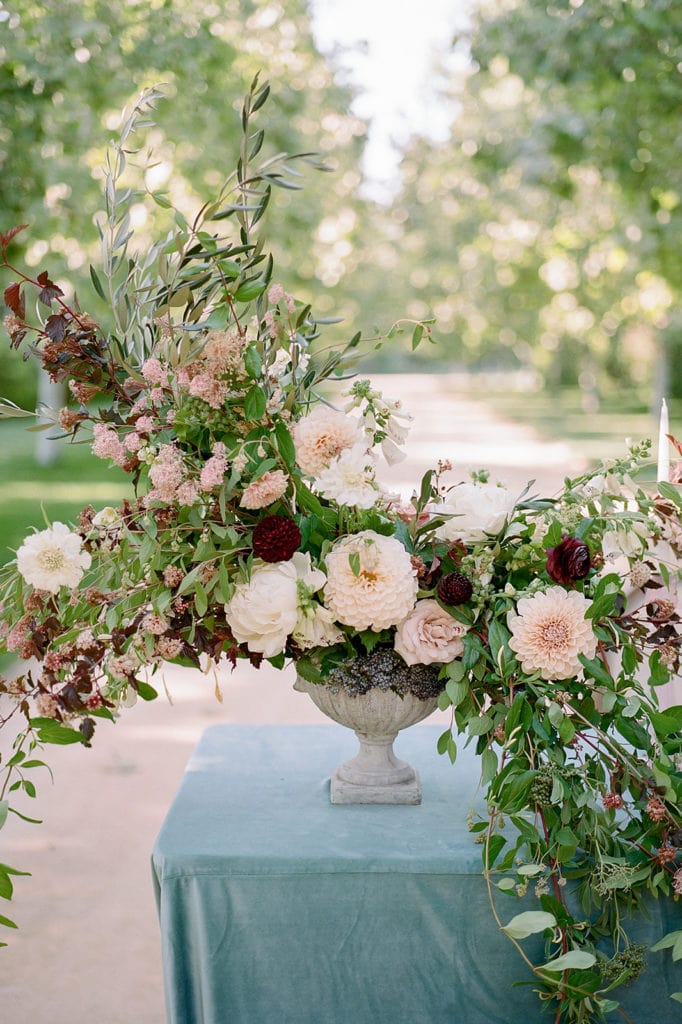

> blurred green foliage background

[{"left": 0, "top": 0, "right": 679, "bottom": 511}]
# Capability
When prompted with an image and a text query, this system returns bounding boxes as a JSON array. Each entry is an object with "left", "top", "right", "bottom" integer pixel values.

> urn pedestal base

[{"left": 294, "top": 676, "right": 437, "bottom": 805}]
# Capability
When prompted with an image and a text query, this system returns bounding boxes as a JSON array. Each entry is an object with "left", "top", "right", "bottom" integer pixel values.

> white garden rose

[
  {"left": 225, "top": 553, "right": 325, "bottom": 658},
  {"left": 16, "top": 522, "right": 92, "bottom": 594},
  {"left": 394, "top": 599, "right": 467, "bottom": 666},
  {"left": 433, "top": 482, "right": 516, "bottom": 544}
]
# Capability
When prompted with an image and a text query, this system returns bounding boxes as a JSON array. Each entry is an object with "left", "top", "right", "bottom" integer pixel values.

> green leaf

[
  {"left": 578, "top": 655, "right": 614, "bottom": 687},
  {"left": 482, "top": 833, "right": 506, "bottom": 869},
  {"left": 411, "top": 324, "right": 424, "bottom": 350},
  {"left": 0, "top": 802, "right": 8, "bottom": 832},
  {"left": 650, "top": 929, "right": 682, "bottom": 953},
  {"left": 445, "top": 677, "right": 468, "bottom": 708},
  {"left": 349, "top": 552, "right": 361, "bottom": 577},
  {"left": 274, "top": 420, "right": 296, "bottom": 468},
  {"left": 657, "top": 481, "right": 682, "bottom": 509},
  {"left": 0, "top": 914, "right": 18, "bottom": 929},
  {"left": 502, "top": 910, "right": 556, "bottom": 940},
  {"left": 540, "top": 950, "right": 596, "bottom": 973},
  {"left": 29, "top": 718, "right": 83, "bottom": 745},
  {"left": 244, "top": 344, "right": 262, "bottom": 379},
  {"left": 235, "top": 278, "right": 266, "bottom": 302},
  {"left": 134, "top": 681, "right": 158, "bottom": 702},
  {"left": 89, "top": 264, "right": 106, "bottom": 300},
  {"left": 468, "top": 714, "right": 493, "bottom": 737},
  {"left": 244, "top": 385, "right": 266, "bottom": 420},
  {"left": 194, "top": 581, "right": 208, "bottom": 616},
  {"left": 436, "top": 729, "right": 457, "bottom": 764},
  {"left": 670, "top": 993, "right": 682, "bottom": 1004},
  {"left": 481, "top": 747, "right": 498, "bottom": 785}
]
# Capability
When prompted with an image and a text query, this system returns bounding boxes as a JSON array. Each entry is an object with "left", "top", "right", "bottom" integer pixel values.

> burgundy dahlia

[
  {"left": 545, "top": 536, "right": 591, "bottom": 585},
  {"left": 251, "top": 515, "right": 301, "bottom": 563},
  {"left": 436, "top": 571, "right": 473, "bottom": 606}
]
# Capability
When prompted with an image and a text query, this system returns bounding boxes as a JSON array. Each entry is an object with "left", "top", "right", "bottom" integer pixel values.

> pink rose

[{"left": 394, "top": 599, "right": 467, "bottom": 666}]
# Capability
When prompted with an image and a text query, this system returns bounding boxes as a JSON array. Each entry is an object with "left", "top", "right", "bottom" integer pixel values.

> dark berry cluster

[{"left": 327, "top": 648, "right": 444, "bottom": 699}]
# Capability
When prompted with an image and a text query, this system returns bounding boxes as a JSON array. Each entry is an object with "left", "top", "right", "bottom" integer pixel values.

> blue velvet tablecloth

[{"left": 152, "top": 724, "right": 681, "bottom": 1024}]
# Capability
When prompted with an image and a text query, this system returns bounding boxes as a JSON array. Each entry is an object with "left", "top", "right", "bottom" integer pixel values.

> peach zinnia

[{"left": 507, "top": 586, "right": 597, "bottom": 680}]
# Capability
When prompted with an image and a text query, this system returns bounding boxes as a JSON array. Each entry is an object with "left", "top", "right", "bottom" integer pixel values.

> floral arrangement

[{"left": 1, "top": 80, "right": 682, "bottom": 1022}]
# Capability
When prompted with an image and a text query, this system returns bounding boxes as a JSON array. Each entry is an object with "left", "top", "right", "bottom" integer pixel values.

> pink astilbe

[
  {"left": 189, "top": 373, "right": 229, "bottom": 410},
  {"left": 141, "top": 358, "right": 167, "bottom": 385},
  {"left": 200, "top": 442, "right": 228, "bottom": 491},
  {"left": 146, "top": 445, "right": 185, "bottom": 504},
  {"left": 135, "top": 415, "right": 155, "bottom": 434},
  {"left": 176, "top": 480, "right": 200, "bottom": 506},
  {"left": 91, "top": 423, "right": 127, "bottom": 467}
]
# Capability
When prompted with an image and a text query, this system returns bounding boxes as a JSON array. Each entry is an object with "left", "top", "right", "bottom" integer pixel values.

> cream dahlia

[
  {"left": 395, "top": 599, "right": 467, "bottom": 666},
  {"left": 323, "top": 530, "right": 417, "bottom": 631},
  {"left": 291, "top": 405, "right": 363, "bottom": 476},
  {"left": 507, "top": 586, "right": 597, "bottom": 680},
  {"left": 240, "top": 469, "right": 289, "bottom": 509},
  {"left": 16, "top": 522, "right": 92, "bottom": 594}
]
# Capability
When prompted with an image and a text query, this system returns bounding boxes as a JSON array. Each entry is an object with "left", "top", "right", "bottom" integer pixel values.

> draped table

[{"left": 152, "top": 724, "right": 680, "bottom": 1024}]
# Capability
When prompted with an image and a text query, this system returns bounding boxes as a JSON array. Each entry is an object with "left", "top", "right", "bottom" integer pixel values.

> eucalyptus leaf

[{"left": 502, "top": 911, "right": 556, "bottom": 940}]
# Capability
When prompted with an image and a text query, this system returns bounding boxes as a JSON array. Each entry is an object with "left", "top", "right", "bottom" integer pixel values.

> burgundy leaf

[
  {"left": 3, "top": 281, "right": 25, "bottom": 318},
  {"left": 36, "top": 270, "right": 64, "bottom": 307},
  {"left": 44, "top": 313, "right": 67, "bottom": 342},
  {"left": 0, "top": 223, "right": 29, "bottom": 256}
]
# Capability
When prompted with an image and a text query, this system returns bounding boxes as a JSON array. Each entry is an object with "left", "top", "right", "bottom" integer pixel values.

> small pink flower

[
  {"left": 200, "top": 443, "right": 228, "bottom": 491},
  {"left": 125, "top": 432, "right": 143, "bottom": 453},
  {"left": 189, "top": 373, "right": 228, "bottom": 410},
  {"left": 35, "top": 693, "right": 60, "bottom": 718},
  {"left": 147, "top": 445, "right": 185, "bottom": 504},
  {"left": 177, "top": 480, "right": 200, "bottom": 506},
  {"left": 141, "top": 358, "right": 167, "bottom": 385},
  {"left": 92, "top": 423, "right": 127, "bottom": 466},
  {"left": 240, "top": 470, "right": 289, "bottom": 509},
  {"left": 135, "top": 415, "right": 155, "bottom": 434}
]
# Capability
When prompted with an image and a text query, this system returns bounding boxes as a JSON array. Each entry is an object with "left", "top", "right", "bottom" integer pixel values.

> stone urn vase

[{"left": 294, "top": 675, "right": 438, "bottom": 805}]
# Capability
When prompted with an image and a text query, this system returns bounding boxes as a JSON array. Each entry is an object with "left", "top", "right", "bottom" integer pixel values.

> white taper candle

[{"left": 657, "top": 398, "right": 670, "bottom": 483}]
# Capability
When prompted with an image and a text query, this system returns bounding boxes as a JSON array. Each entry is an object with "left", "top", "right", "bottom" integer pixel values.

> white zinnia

[
  {"left": 314, "top": 445, "right": 378, "bottom": 509},
  {"left": 395, "top": 599, "right": 467, "bottom": 666},
  {"left": 433, "top": 482, "right": 516, "bottom": 544},
  {"left": 16, "top": 522, "right": 91, "bottom": 594},
  {"left": 291, "top": 405, "right": 363, "bottom": 476},
  {"left": 323, "top": 530, "right": 417, "bottom": 631},
  {"left": 225, "top": 552, "right": 325, "bottom": 658},
  {"left": 507, "top": 586, "right": 598, "bottom": 680}
]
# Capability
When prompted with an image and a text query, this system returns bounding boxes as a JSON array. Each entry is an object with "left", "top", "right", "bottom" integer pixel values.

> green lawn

[{"left": 0, "top": 420, "right": 131, "bottom": 568}]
